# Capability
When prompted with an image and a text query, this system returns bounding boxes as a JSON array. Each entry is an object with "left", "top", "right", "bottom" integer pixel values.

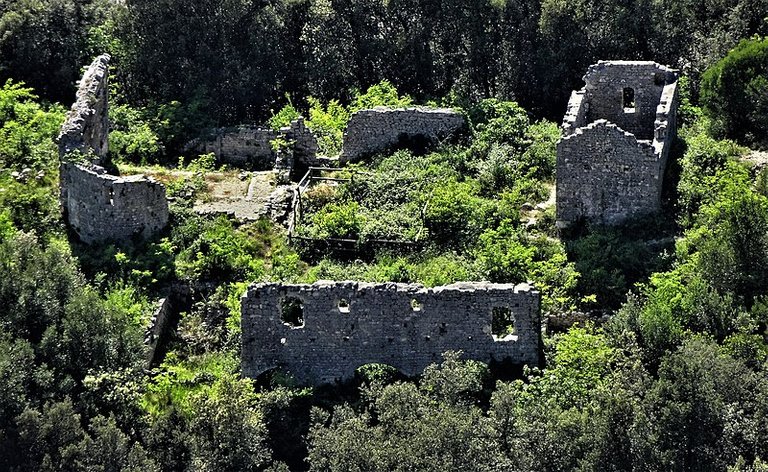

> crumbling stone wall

[
  {"left": 58, "top": 55, "right": 169, "bottom": 244},
  {"left": 557, "top": 61, "right": 679, "bottom": 227},
  {"left": 188, "top": 117, "right": 319, "bottom": 172},
  {"left": 58, "top": 54, "right": 110, "bottom": 162},
  {"left": 241, "top": 281, "right": 540, "bottom": 385},
  {"left": 339, "top": 107, "right": 466, "bottom": 163},
  {"left": 60, "top": 162, "right": 169, "bottom": 243}
]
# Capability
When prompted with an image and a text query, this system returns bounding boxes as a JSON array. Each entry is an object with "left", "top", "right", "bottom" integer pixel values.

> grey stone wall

[
  {"left": 241, "top": 281, "right": 541, "bottom": 385},
  {"left": 556, "top": 61, "right": 679, "bottom": 227},
  {"left": 60, "top": 162, "right": 169, "bottom": 244},
  {"left": 188, "top": 117, "right": 320, "bottom": 172},
  {"left": 339, "top": 107, "right": 466, "bottom": 163},
  {"left": 582, "top": 61, "right": 677, "bottom": 140},
  {"left": 58, "top": 55, "right": 169, "bottom": 244},
  {"left": 58, "top": 54, "right": 110, "bottom": 162}
]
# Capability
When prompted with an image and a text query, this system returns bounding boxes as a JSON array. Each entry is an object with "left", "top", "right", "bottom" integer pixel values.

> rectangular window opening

[
  {"left": 623, "top": 87, "right": 636, "bottom": 113},
  {"left": 492, "top": 307, "right": 517, "bottom": 342}
]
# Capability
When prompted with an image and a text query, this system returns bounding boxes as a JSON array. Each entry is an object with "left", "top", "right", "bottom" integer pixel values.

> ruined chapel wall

[
  {"left": 60, "top": 162, "right": 169, "bottom": 244},
  {"left": 58, "top": 54, "right": 110, "bottom": 162},
  {"left": 562, "top": 90, "right": 588, "bottom": 136},
  {"left": 339, "top": 107, "right": 466, "bottom": 163},
  {"left": 583, "top": 61, "right": 677, "bottom": 140},
  {"left": 241, "top": 281, "right": 540, "bottom": 385},
  {"left": 556, "top": 120, "right": 661, "bottom": 226}
]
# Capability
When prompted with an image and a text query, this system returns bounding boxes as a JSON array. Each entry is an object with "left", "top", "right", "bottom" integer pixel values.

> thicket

[
  {"left": 701, "top": 37, "right": 768, "bottom": 149},
  {"left": 3, "top": 1, "right": 768, "bottom": 470}
]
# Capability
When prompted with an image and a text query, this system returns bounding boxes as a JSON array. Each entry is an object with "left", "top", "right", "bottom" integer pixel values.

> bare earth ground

[{"left": 118, "top": 164, "right": 278, "bottom": 221}]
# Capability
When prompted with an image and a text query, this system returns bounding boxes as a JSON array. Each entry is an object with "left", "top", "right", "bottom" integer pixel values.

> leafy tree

[{"left": 702, "top": 37, "right": 768, "bottom": 148}]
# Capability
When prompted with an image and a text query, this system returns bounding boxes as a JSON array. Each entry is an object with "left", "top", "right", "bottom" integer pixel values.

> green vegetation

[{"left": 3, "top": 2, "right": 768, "bottom": 470}]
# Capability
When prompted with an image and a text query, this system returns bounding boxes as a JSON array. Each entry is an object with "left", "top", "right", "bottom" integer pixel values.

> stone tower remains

[{"left": 556, "top": 61, "right": 679, "bottom": 227}]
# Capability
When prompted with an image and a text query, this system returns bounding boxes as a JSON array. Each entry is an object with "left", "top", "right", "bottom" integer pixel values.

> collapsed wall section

[
  {"left": 241, "top": 281, "right": 541, "bottom": 385},
  {"left": 58, "top": 54, "right": 111, "bottom": 162},
  {"left": 186, "top": 118, "right": 320, "bottom": 171},
  {"left": 339, "top": 107, "right": 466, "bottom": 163},
  {"left": 58, "top": 54, "right": 169, "bottom": 244}
]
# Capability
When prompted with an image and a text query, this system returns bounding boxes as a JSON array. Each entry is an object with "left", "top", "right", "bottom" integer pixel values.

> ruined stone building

[
  {"left": 58, "top": 55, "right": 169, "bottom": 244},
  {"left": 556, "top": 61, "right": 679, "bottom": 227},
  {"left": 241, "top": 281, "right": 541, "bottom": 385}
]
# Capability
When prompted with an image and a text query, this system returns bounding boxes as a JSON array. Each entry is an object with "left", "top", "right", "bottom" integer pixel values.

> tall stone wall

[
  {"left": 339, "top": 107, "right": 466, "bottom": 163},
  {"left": 241, "top": 281, "right": 541, "bottom": 385},
  {"left": 58, "top": 54, "right": 110, "bottom": 162},
  {"left": 60, "top": 162, "right": 169, "bottom": 244},
  {"left": 556, "top": 61, "right": 679, "bottom": 227},
  {"left": 58, "top": 55, "right": 169, "bottom": 244}
]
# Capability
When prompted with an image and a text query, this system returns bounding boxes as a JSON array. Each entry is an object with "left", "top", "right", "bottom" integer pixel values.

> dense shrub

[{"left": 701, "top": 37, "right": 768, "bottom": 148}]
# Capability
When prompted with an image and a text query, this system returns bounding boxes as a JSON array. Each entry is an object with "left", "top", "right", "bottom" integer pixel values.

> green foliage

[
  {"left": 108, "top": 103, "right": 162, "bottom": 164},
  {"left": 268, "top": 95, "right": 300, "bottom": 130},
  {"left": 305, "top": 97, "right": 349, "bottom": 156},
  {"left": 349, "top": 80, "right": 413, "bottom": 113},
  {"left": 702, "top": 37, "right": 768, "bottom": 148},
  {"left": 309, "top": 201, "right": 366, "bottom": 239},
  {"left": 0, "top": 79, "right": 64, "bottom": 171}
]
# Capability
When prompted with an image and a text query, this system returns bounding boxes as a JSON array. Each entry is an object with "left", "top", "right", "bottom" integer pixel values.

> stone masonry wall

[
  {"left": 58, "top": 54, "right": 110, "bottom": 162},
  {"left": 58, "top": 55, "right": 169, "bottom": 244},
  {"left": 556, "top": 120, "right": 661, "bottom": 225},
  {"left": 339, "top": 107, "right": 466, "bottom": 163},
  {"left": 241, "top": 281, "right": 540, "bottom": 385},
  {"left": 556, "top": 61, "right": 678, "bottom": 227},
  {"left": 60, "top": 162, "right": 169, "bottom": 244},
  {"left": 582, "top": 61, "right": 677, "bottom": 140},
  {"left": 188, "top": 117, "right": 319, "bottom": 172}
]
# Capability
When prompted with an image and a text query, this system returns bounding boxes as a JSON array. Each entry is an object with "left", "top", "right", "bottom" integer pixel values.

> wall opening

[
  {"left": 623, "top": 88, "right": 636, "bottom": 113},
  {"left": 338, "top": 298, "right": 350, "bottom": 313},
  {"left": 280, "top": 297, "right": 304, "bottom": 328},
  {"left": 411, "top": 299, "right": 422, "bottom": 311},
  {"left": 492, "top": 307, "right": 516, "bottom": 341}
]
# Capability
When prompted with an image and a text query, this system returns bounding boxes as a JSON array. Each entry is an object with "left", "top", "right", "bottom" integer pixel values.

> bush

[{"left": 701, "top": 37, "right": 768, "bottom": 148}]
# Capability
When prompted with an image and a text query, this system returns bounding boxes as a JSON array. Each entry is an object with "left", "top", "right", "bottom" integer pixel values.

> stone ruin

[
  {"left": 185, "top": 117, "right": 321, "bottom": 174},
  {"left": 189, "top": 106, "right": 466, "bottom": 171},
  {"left": 58, "top": 55, "right": 169, "bottom": 244},
  {"left": 339, "top": 107, "right": 466, "bottom": 163},
  {"left": 556, "top": 61, "right": 679, "bottom": 227},
  {"left": 241, "top": 281, "right": 540, "bottom": 385}
]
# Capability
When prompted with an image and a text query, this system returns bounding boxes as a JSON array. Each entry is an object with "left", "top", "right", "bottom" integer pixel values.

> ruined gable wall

[
  {"left": 58, "top": 54, "right": 110, "bottom": 162},
  {"left": 241, "top": 281, "right": 540, "bottom": 385},
  {"left": 339, "top": 107, "right": 466, "bottom": 163},
  {"left": 58, "top": 55, "right": 169, "bottom": 244},
  {"left": 556, "top": 120, "right": 661, "bottom": 226},
  {"left": 60, "top": 162, "right": 169, "bottom": 244},
  {"left": 583, "top": 61, "right": 677, "bottom": 140}
]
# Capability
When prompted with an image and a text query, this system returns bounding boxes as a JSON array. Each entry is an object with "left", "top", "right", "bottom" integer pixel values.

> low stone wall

[
  {"left": 241, "top": 281, "right": 540, "bottom": 385},
  {"left": 58, "top": 54, "right": 110, "bottom": 162},
  {"left": 60, "top": 162, "right": 169, "bottom": 243},
  {"left": 339, "top": 107, "right": 466, "bottom": 163},
  {"left": 187, "top": 118, "right": 320, "bottom": 172}
]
